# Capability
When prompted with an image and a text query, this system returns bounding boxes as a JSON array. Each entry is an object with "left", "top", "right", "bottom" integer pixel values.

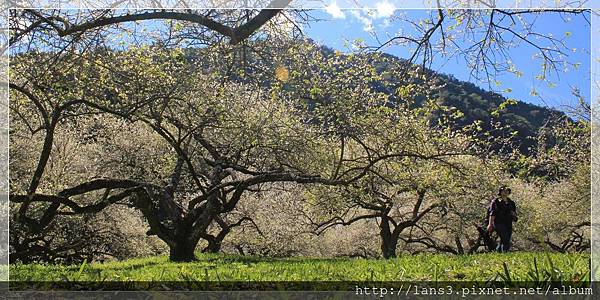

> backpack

[{"left": 483, "top": 198, "right": 494, "bottom": 227}]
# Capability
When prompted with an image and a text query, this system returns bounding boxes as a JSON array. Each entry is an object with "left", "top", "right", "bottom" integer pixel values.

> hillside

[
  {"left": 327, "top": 47, "right": 565, "bottom": 154},
  {"left": 214, "top": 40, "right": 566, "bottom": 154}
]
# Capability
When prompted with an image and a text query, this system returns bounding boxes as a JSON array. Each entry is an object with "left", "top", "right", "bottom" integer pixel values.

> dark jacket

[{"left": 488, "top": 197, "right": 517, "bottom": 225}]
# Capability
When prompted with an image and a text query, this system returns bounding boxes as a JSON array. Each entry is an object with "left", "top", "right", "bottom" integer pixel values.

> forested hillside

[{"left": 323, "top": 45, "right": 565, "bottom": 154}]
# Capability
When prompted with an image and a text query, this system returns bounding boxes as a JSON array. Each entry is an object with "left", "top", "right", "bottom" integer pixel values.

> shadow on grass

[
  {"left": 200, "top": 253, "right": 350, "bottom": 265},
  {"left": 92, "top": 259, "right": 164, "bottom": 271}
]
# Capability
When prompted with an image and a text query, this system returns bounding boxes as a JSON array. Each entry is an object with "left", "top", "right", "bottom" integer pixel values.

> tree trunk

[
  {"left": 169, "top": 239, "right": 197, "bottom": 262},
  {"left": 455, "top": 235, "right": 464, "bottom": 254},
  {"left": 379, "top": 216, "right": 398, "bottom": 259},
  {"left": 203, "top": 239, "right": 222, "bottom": 253},
  {"left": 201, "top": 227, "right": 230, "bottom": 253},
  {"left": 381, "top": 237, "right": 398, "bottom": 259}
]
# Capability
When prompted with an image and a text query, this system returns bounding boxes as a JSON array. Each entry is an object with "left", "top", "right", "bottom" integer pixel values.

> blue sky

[{"left": 302, "top": 9, "right": 591, "bottom": 112}]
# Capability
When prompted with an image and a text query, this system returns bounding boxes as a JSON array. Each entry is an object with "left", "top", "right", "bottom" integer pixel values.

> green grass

[
  {"left": 10, "top": 252, "right": 589, "bottom": 285},
  {"left": 10, "top": 252, "right": 589, "bottom": 281}
]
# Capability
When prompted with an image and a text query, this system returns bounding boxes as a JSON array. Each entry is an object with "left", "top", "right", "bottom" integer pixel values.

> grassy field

[{"left": 10, "top": 251, "right": 590, "bottom": 289}]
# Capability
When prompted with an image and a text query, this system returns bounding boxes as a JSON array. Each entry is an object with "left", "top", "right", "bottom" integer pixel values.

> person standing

[{"left": 487, "top": 186, "right": 518, "bottom": 252}]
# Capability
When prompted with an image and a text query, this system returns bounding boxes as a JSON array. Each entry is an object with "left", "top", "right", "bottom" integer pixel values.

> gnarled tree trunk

[{"left": 169, "top": 238, "right": 198, "bottom": 262}]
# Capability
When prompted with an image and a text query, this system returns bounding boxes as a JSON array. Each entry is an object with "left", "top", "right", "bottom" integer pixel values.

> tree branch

[{"left": 25, "top": 1, "right": 292, "bottom": 45}]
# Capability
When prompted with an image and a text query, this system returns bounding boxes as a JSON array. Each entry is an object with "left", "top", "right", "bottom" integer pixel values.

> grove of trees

[{"left": 7, "top": 7, "right": 591, "bottom": 263}]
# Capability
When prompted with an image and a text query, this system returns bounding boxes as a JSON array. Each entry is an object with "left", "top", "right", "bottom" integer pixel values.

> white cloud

[
  {"left": 375, "top": 1, "right": 395, "bottom": 18},
  {"left": 325, "top": 1, "right": 346, "bottom": 19},
  {"left": 350, "top": 10, "right": 374, "bottom": 33}
]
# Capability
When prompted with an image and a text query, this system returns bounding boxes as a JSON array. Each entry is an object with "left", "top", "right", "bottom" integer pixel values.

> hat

[{"left": 498, "top": 185, "right": 511, "bottom": 195}]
